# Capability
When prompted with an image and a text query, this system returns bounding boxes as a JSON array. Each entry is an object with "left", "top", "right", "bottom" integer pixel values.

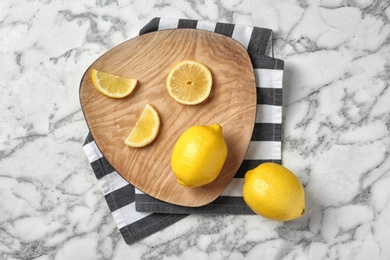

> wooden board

[{"left": 79, "top": 29, "right": 256, "bottom": 207}]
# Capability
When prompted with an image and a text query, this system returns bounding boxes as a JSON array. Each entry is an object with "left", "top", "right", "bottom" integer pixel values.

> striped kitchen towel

[
  {"left": 82, "top": 17, "right": 284, "bottom": 244},
  {"left": 83, "top": 133, "right": 187, "bottom": 244},
  {"left": 134, "top": 18, "right": 284, "bottom": 214}
]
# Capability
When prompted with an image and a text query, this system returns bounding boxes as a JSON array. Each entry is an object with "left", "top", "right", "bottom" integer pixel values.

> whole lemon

[
  {"left": 243, "top": 163, "right": 305, "bottom": 221},
  {"left": 171, "top": 124, "right": 228, "bottom": 188}
]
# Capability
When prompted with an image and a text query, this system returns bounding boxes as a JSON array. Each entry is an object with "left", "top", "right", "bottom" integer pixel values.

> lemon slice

[
  {"left": 124, "top": 104, "right": 160, "bottom": 148},
  {"left": 91, "top": 68, "right": 138, "bottom": 98},
  {"left": 166, "top": 60, "right": 212, "bottom": 105}
]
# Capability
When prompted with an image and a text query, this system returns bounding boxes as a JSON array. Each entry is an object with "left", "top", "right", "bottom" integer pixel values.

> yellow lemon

[
  {"left": 171, "top": 124, "right": 228, "bottom": 188},
  {"left": 91, "top": 68, "right": 138, "bottom": 98},
  {"left": 243, "top": 163, "right": 305, "bottom": 221},
  {"left": 124, "top": 104, "right": 160, "bottom": 148},
  {"left": 166, "top": 60, "right": 212, "bottom": 105}
]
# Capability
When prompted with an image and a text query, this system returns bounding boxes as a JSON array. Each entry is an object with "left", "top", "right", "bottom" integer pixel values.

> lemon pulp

[{"left": 166, "top": 60, "right": 212, "bottom": 105}]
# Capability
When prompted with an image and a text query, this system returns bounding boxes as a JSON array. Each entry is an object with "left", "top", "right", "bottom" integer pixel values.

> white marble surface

[{"left": 1, "top": 0, "right": 390, "bottom": 259}]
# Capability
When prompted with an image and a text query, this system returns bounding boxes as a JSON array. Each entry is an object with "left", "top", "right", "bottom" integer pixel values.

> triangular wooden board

[{"left": 80, "top": 29, "right": 256, "bottom": 207}]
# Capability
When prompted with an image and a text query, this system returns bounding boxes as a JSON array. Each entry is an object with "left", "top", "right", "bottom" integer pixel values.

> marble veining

[{"left": 1, "top": 0, "right": 390, "bottom": 259}]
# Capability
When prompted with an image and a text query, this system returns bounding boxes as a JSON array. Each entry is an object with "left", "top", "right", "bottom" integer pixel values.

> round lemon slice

[
  {"left": 91, "top": 68, "right": 138, "bottom": 98},
  {"left": 124, "top": 104, "right": 160, "bottom": 148},
  {"left": 166, "top": 60, "right": 212, "bottom": 105}
]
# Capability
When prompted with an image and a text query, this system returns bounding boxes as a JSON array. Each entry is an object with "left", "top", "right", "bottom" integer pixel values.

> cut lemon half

[
  {"left": 91, "top": 68, "right": 138, "bottom": 98},
  {"left": 124, "top": 104, "right": 160, "bottom": 148},
  {"left": 166, "top": 60, "right": 212, "bottom": 105}
]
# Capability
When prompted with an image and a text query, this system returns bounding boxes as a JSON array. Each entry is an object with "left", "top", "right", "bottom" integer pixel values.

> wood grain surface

[{"left": 79, "top": 29, "right": 256, "bottom": 207}]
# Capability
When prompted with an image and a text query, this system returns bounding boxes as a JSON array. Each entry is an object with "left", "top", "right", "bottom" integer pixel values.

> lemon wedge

[
  {"left": 91, "top": 68, "right": 138, "bottom": 98},
  {"left": 124, "top": 104, "right": 160, "bottom": 148}
]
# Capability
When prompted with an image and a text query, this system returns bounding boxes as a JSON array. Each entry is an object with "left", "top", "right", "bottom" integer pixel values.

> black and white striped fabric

[
  {"left": 82, "top": 17, "right": 284, "bottom": 244},
  {"left": 83, "top": 133, "right": 187, "bottom": 244},
  {"left": 135, "top": 18, "right": 284, "bottom": 214}
]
